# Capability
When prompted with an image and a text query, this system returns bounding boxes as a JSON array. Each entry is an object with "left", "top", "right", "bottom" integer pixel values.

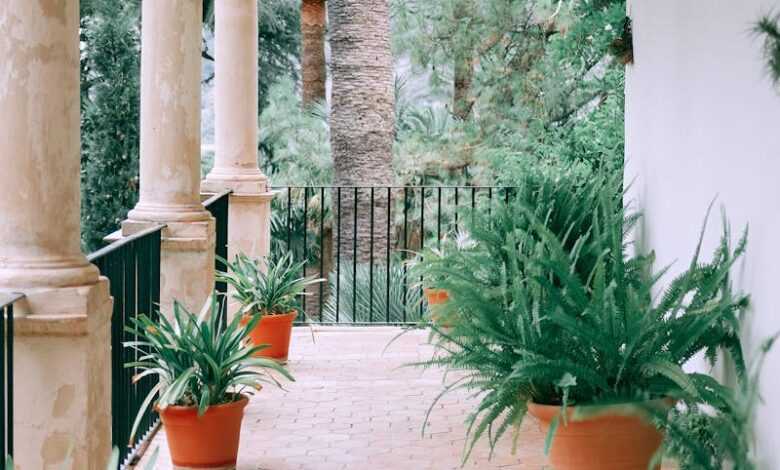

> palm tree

[
  {"left": 327, "top": 0, "right": 395, "bottom": 262},
  {"left": 301, "top": 0, "right": 327, "bottom": 106}
]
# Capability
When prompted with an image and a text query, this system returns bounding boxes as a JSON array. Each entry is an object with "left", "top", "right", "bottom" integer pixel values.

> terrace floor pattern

[{"left": 136, "top": 326, "right": 550, "bottom": 470}]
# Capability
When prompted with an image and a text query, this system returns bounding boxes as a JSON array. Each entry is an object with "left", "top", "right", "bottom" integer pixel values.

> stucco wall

[{"left": 626, "top": 1, "right": 780, "bottom": 467}]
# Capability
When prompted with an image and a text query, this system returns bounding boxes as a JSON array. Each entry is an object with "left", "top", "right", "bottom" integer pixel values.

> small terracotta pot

[
  {"left": 424, "top": 288, "right": 449, "bottom": 305},
  {"left": 242, "top": 310, "right": 297, "bottom": 362},
  {"left": 424, "top": 288, "right": 452, "bottom": 328},
  {"left": 158, "top": 395, "right": 248, "bottom": 468},
  {"left": 527, "top": 401, "right": 667, "bottom": 470}
]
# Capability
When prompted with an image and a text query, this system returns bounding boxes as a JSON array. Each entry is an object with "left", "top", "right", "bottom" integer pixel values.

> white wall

[{"left": 626, "top": 1, "right": 780, "bottom": 467}]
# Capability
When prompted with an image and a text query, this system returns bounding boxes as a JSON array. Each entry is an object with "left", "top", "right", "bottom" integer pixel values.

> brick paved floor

[{"left": 136, "top": 326, "right": 550, "bottom": 470}]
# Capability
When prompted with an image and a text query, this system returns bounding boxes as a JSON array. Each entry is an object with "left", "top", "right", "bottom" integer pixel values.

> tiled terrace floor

[{"left": 137, "top": 326, "right": 549, "bottom": 469}]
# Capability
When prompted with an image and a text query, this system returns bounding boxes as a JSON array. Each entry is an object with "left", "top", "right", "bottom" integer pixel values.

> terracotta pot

[
  {"left": 424, "top": 288, "right": 449, "bottom": 305},
  {"left": 527, "top": 401, "right": 667, "bottom": 470},
  {"left": 424, "top": 288, "right": 453, "bottom": 328},
  {"left": 242, "top": 310, "right": 297, "bottom": 362},
  {"left": 158, "top": 395, "right": 248, "bottom": 468}
]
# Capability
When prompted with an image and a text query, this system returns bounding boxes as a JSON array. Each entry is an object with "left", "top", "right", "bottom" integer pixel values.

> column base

[
  {"left": 12, "top": 280, "right": 113, "bottom": 470},
  {"left": 202, "top": 187, "right": 275, "bottom": 323},
  {"left": 122, "top": 218, "right": 216, "bottom": 317},
  {"left": 0, "top": 256, "right": 99, "bottom": 290},
  {"left": 127, "top": 202, "right": 212, "bottom": 223},
  {"left": 201, "top": 171, "right": 268, "bottom": 195}
]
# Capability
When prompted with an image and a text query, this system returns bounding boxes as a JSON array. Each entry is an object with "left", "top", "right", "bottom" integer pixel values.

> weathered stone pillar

[
  {"left": 124, "top": 0, "right": 215, "bottom": 316},
  {"left": 0, "top": 1, "right": 112, "bottom": 468},
  {"left": 202, "top": 0, "right": 274, "bottom": 319}
]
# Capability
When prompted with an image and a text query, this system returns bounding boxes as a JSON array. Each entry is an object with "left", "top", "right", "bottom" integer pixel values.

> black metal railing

[
  {"left": 204, "top": 190, "right": 231, "bottom": 326},
  {"left": 88, "top": 225, "right": 163, "bottom": 465},
  {"left": 0, "top": 293, "right": 19, "bottom": 467},
  {"left": 271, "top": 186, "right": 514, "bottom": 324}
]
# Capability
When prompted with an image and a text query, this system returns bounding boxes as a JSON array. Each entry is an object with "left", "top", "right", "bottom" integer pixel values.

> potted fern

[
  {"left": 217, "top": 252, "right": 323, "bottom": 362},
  {"left": 414, "top": 175, "right": 749, "bottom": 469},
  {"left": 125, "top": 294, "right": 293, "bottom": 468}
]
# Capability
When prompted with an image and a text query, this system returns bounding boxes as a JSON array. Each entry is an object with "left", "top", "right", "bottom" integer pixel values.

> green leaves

[
  {"left": 217, "top": 251, "right": 324, "bottom": 317},
  {"left": 123, "top": 292, "right": 294, "bottom": 444},
  {"left": 411, "top": 168, "right": 749, "bottom": 462}
]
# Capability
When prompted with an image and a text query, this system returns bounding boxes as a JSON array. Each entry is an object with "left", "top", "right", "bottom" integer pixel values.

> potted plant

[
  {"left": 125, "top": 294, "right": 293, "bottom": 468},
  {"left": 416, "top": 229, "right": 476, "bottom": 327},
  {"left": 218, "top": 252, "right": 323, "bottom": 362},
  {"left": 413, "top": 172, "right": 749, "bottom": 469}
]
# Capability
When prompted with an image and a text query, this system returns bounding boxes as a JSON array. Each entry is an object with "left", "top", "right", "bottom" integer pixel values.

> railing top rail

[
  {"left": 202, "top": 189, "right": 233, "bottom": 208},
  {"left": 0, "top": 293, "right": 25, "bottom": 309},
  {"left": 87, "top": 224, "right": 166, "bottom": 263},
  {"left": 271, "top": 185, "right": 519, "bottom": 190}
]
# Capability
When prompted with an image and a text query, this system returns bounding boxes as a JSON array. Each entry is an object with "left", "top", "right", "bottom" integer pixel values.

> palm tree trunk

[
  {"left": 301, "top": 0, "right": 327, "bottom": 106},
  {"left": 453, "top": 54, "right": 474, "bottom": 120},
  {"left": 328, "top": 0, "right": 395, "bottom": 263}
]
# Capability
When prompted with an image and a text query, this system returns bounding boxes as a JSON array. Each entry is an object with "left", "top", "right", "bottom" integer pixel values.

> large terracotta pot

[
  {"left": 527, "top": 401, "right": 666, "bottom": 470},
  {"left": 158, "top": 396, "right": 248, "bottom": 468},
  {"left": 242, "top": 310, "right": 297, "bottom": 362}
]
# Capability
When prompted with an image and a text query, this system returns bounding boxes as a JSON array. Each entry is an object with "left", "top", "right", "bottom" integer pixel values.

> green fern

[
  {"left": 662, "top": 334, "right": 776, "bottom": 470},
  {"left": 411, "top": 169, "right": 749, "bottom": 462}
]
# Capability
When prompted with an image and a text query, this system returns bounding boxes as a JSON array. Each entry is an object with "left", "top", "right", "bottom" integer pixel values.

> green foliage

[
  {"left": 392, "top": 0, "right": 628, "bottom": 184},
  {"left": 80, "top": 0, "right": 141, "bottom": 251},
  {"left": 260, "top": 78, "right": 332, "bottom": 185},
  {"left": 662, "top": 335, "right": 777, "bottom": 470},
  {"left": 202, "top": 0, "right": 300, "bottom": 111},
  {"left": 124, "top": 294, "right": 293, "bottom": 443},
  {"left": 218, "top": 252, "right": 324, "bottom": 317},
  {"left": 411, "top": 169, "right": 748, "bottom": 460},
  {"left": 757, "top": 14, "right": 780, "bottom": 88},
  {"left": 322, "top": 259, "right": 423, "bottom": 323}
]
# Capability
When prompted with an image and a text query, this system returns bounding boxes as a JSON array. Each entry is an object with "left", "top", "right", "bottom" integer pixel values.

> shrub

[{"left": 412, "top": 171, "right": 748, "bottom": 460}]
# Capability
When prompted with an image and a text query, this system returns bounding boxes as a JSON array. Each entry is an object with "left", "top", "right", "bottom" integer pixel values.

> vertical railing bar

[
  {"left": 488, "top": 187, "right": 493, "bottom": 218},
  {"left": 136, "top": 235, "right": 151, "bottom": 435},
  {"left": 385, "top": 187, "right": 391, "bottom": 323},
  {"left": 402, "top": 187, "right": 409, "bottom": 321},
  {"left": 454, "top": 186, "right": 460, "bottom": 233},
  {"left": 336, "top": 188, "right": 341, "bottom": 323},
  {"left": 352, "top": 187, "right": 358, "bottom": 323},
  {"left": 286, "top": 187, "right": 292, "bottom": 250},
  {"left": 319, "top": 186, "right": 325, "bottom": 322},
  {"left": 471, "top": 187, "right": 476, "bottom": 225},
  {"left": 437, "top": 186, "right": 442, "bottom": 250},
  {"left": 369, "top": 187, "right": 374, "bottom": 323},
  {"left": 6, "top": 302, "right": 12, "bottom": 459},
  {"left": 419, "top": 187, "right": 425, "bottom": 320},
  {"left": 302, "top": 187, "right": 309, "bottom": 317},
  {"left": 0, "top": 303, "right": 5, "bottom": 464}
]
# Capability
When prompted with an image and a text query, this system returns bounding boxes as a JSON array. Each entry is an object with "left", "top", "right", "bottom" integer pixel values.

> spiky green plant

[
  {"left": 322, "top": 259, "right": 423, "bottom": 323},
  {"left": 124, "top": 294, "right": 294, "bottom": 443},
  {"left": 661, "top": 334, "right": 776, "bottom": 470},
  {"left": 412, "top": 178, "right": 748, "bottom": 461},
  {"left": 217, "top": 252, "right": 324, "bottom": 317},
  {"left": 757, "top": 14, "right": 780, "bottom": 87}
]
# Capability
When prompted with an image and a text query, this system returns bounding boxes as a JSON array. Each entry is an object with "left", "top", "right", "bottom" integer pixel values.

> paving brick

[{"left": 136, "top": 327, "right": 550, "bottom": 469}]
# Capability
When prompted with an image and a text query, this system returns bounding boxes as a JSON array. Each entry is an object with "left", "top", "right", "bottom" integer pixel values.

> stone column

[
  {"left": 202, "top": 0, "right": 275, "bottom": 319},
  {"left": 0, "top": 1, "right": 112, "bottom": 468},
  {"left": 124, "top": 0, "right": 216, "bottom": 316}
]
